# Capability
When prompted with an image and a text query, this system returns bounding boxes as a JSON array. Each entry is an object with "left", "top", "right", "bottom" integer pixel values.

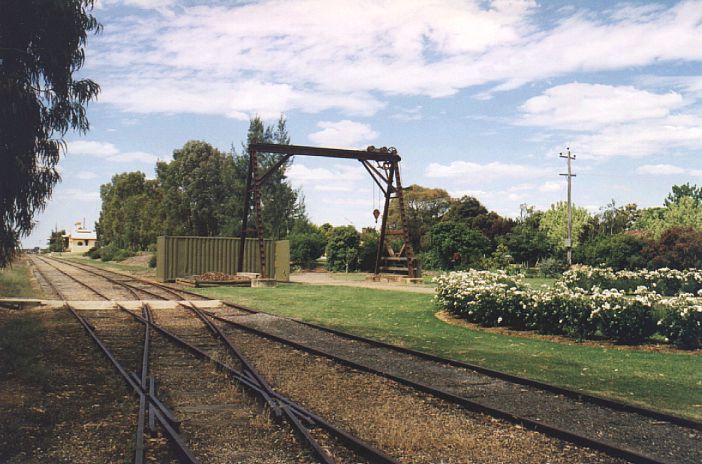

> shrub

[
  {"left": 290, "top": 232, "right": 326, "bottom": 269},
  {"left": 538, "top": 257, "right": 566, "bottom": 277},
  {"left": 98, "top": 243, "right": 134, "bottom": 262},
  {"left": 98, "top": 243, "right": 119, "bottom": 262},
  {"left": 84, "top": 246, "right": 100, "bottom": 260},
  {"left": 325, "top": 226, "right": 360, "bottom": 272},
  {"left": 576, "top": 233, "right": 649, "bottom": 270},
  {"left": 659, "top": 294, "right": 702, "bottom": 349},
  {"left": 148, "top": 254, "right": 157, "bottom": 268},
  {"left": 561, "top": 266, "right": 702, "bottom": 296},
  {"left": 528, "top": 284, "right": 596, "bottom": 339},
  {"left": 429, "top": 222, "right": 491, "bottom": 270},
  {"left": 590, "top": 287, "right": 659, "bottom": 343},
  {"left": 357, "top": 229, "right": 379, "bottom": 272},
  {"left": 112, "top": 248, "right": 134, "bottom": 262},
  {"left": 434, "top": 270, "right": 530, "bottom": 328},
  {"left": 436, "top": 270, "right": 661, "bottom": 344},
  {"left": 646, "top": 227, "right": 702, "bottom": 270}
]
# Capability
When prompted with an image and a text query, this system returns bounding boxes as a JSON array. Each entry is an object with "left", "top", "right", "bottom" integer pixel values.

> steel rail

[
  {"left": 203, "top": 310, "right": 673, "bottom": 464},
  {"left": 39, "top": 259, "right": 355, "bottom": 462},
  {"left": 51, "top": 255, "right": 694, "bottom": 431},
  {"left": 36, "top": 258, "right": 394, "bottom": 463},
  {"left": 34, "top": 256, "right": 126, "bottom": 300},
  {"left": 178, "top": 301, "right": 283, "bottom": 420},
  {"left": 40, "top": 257, "right": 701, "bottom": 463},
  {"left": 225, "top": 302, "right": 702, "bottom": 430},
  {"left": 175, "top": 301, "right": 337, "bottom": 464},
  {"left": 50, "top": 257, "right": 189, "bottom": 301},
  {"left": 31, "top": 257, "right": 199, "bottom": 463},
  {"left": 68, "top": 303, "right": 199, "bottom": 464},
  {"left": 123, "top": 305, "right": 399, "bottom": 464}
]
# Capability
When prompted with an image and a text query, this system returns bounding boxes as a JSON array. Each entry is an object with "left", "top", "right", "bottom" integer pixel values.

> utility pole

[{"left": 559, "top": 148, "right": 576, "bottom": 266}]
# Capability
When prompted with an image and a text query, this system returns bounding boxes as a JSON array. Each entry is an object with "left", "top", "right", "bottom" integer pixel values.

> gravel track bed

[
  {"left": 33, "top": 258, "right": 697, "bottom": 462},
  {"left": 212, "top": 307, "right": 700, "bottom": 464},
  {"left": 213, "top": 316, "right": 621, "bottom": 464},
  {"left": 55, "top": 259, "right": 208, "bottom": 301},
  {"left": 0, "top": 308, "right": 137, "bottom": 463},
  {"left": 31, "top": 258, "right": 135, "bottom": 300},
  {"left": 149, "top": 306, "right": 315, "bottom": 464},
  {"left": 76, "top": 306, "right": 178, "bottom": 462}
]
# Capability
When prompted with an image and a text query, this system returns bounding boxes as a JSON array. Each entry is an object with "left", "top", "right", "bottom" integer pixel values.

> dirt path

[{"left": 290, "top": 271, "right": 435, "bottom": 294}]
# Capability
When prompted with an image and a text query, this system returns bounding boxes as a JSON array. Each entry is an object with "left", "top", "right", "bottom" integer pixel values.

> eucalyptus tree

[{"left": 0, "top": 0, "right": 100, "bottom": 266}]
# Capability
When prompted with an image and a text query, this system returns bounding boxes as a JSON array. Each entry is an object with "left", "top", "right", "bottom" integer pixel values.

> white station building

[{"left": 63, "top": 222, "right": 97, "bottom": 252}]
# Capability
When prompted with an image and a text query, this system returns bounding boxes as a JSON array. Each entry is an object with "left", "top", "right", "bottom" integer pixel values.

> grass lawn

[
  {"left": 0, "top": 259, "right": 41, "bottom": 298},
  {"left": 524, "top": 277, "right": 558, "bottom": 289},
  {"left": 194, "top": 283, "right": 701, "bottom": 420}
]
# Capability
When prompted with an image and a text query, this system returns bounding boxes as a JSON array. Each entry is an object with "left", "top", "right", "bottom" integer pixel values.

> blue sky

[{"left": 25, "top": 0, "right": 702, "bottom": 247}]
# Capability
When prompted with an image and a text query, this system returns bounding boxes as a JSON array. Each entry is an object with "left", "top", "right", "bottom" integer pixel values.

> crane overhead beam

[{"left": 249, "top": 143, "right": 401, "bottom": 162}]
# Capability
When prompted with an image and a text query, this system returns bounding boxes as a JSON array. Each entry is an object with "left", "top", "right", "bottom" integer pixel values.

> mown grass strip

[{"left": 193, "top": 283, "right": 701, "bottom": 420}]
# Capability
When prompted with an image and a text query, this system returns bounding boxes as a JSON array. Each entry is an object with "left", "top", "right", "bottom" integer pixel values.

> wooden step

[
  {"left": 380, "top": 266, "right": 409, "bottom": 272},
  {"left": 382, "top": 257, "right": 408, "bottom": 262}
]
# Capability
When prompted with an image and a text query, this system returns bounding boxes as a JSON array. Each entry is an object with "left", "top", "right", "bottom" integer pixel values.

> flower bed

[
  {"left": 435, "top": 270, "right": 702, "bottom": 348},
  {"left": 561, "top": 266, "right": 702, "bottom": 296},
  {"left": 659, "top": 295, "right": 702, "bottom": 349}
]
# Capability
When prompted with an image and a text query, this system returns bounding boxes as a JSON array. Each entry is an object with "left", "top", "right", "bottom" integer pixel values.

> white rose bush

[
  {"left": 561, "top": 266, "right": 702, "bottom": 296},
  {"left": 659, "top": 294, "right": 702, "bottom": 349},
  {"left": 435, "top": 269, "right": 702, "bottom": 348}
]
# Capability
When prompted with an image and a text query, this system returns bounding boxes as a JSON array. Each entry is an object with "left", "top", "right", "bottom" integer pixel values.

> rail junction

[{"left": 19, "top": 255, "right": 701, "bottom": 464}]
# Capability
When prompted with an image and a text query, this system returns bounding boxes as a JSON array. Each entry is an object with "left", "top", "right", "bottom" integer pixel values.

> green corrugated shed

[{"left": 156, "top": 236, "right": 289, "bottom": 282}]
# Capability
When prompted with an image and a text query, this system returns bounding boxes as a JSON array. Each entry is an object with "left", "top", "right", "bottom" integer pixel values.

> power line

[{"left": 559, "top": 147, "right": 576, "bottom": 266}]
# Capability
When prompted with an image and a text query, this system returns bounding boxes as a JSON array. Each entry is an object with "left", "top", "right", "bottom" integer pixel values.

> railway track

[
  {"left": 32, "top": 256, "right": 700, "bottom": 463},
  {"left": 31, "top": 256, "right": 399, "bottom": 464}
]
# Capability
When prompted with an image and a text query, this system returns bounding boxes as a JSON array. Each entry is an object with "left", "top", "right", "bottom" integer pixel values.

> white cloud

[
  {"left": 391, "top": 106, "right": 423, "bottom": 121},
  {"left": 97, "top": 0, "right": 175, "bottom": 10},
  {"left": 74, "top": 171, "right": 99, "bottom": 180},
  {"left": 519, "top": 83, "right": 702, "bottom": 159},
  {"left": 426, "top": 160, "right": 550, "bottom": 181},
  {"left": 308, "top": 120, "right": 378, "bottom": 148},
  {"left": 288, "top": 163, "right": 366, "bottom": 192},
  {"left": 538, "top": 181, "right": 563, "bottom": 192},
  {"left": 636, "top": 164, "right": 689, "bottom": 175},
  {"left": 69, "top": 141, "right": 119, "bottom": 157},
  {"left": 55, "top": 188, "right": 101, "bottom": 202},
  {"left": 567, "top": 114, "right": 702, "bottom": 158},
  {"left": 287, "top": 165, "right": 335, "bottom": 182},
  {"left": 519, "top": 83, "right": 684, "bottom": 131},
  {"left": 88, "top": 1, "right": 702, "bottom": 118},
  {"left": 68, "top": 140, "right": 160, "bottom": 164}
]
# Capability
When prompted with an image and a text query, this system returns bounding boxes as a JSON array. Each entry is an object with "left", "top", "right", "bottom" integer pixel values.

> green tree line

[
  {"left": 304, "top": 183, "right": 702, "bottom": 273},
  {"left": 96, "top": 116, "right": 305, "bottom": 251}
]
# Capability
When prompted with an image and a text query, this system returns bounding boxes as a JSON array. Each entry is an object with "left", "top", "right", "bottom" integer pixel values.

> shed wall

[{"left": 156, "top": 236, "right": 285, "bottom": 282}]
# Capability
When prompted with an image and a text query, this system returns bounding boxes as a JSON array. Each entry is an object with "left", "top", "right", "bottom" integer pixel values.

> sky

[{"left": 24, "top": 0, "right": 702, "bottom": 248}]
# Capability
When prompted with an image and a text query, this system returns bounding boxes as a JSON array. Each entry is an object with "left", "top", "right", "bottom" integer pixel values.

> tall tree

[
  {"left": 442, "top": 195, "right": 488, "bottom": 223},
  {"left": 98, "top": 172, "right": 161, "bottom": 249},
  {"left": 387, "top": 184, "right": 451, "bottom": 251},
  {"left": 665, "top": 183, "right": 702, "bottom": 207},
  {"left": 428, "top": 221, "right": 490, "bottom": 269},
  {"left": 539, "top": 201, "right": 591, "bottom": 250},
  {"left": 240, "top": 115, "right": 304, "bottom": 239},
  {"left": 156, "top": 141, "right": 234, "bottom": 237},
  {"left": 635, "top": 186, "right": 702, "bottom": 239},
  {"left": 0, "top": 0, "right": 100, "bottom": 266},
  {"left": 47, "top": 229, "right": 66, "bottom": 252}
]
